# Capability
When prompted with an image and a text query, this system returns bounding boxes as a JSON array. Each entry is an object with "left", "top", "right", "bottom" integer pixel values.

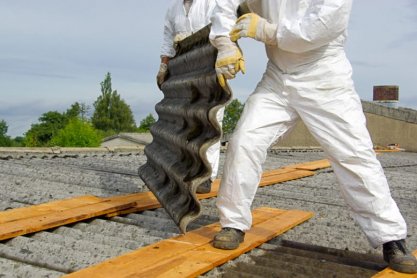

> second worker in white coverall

[
  {"left": 157, "top": 0, "right": 224, "bottom": 193},
  {"left": 208, "top": 0, "right": 417, "bottom": 274}
]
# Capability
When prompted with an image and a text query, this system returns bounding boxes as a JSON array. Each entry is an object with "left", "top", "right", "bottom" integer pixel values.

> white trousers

[
  {"left": 217, "top": 60, "right": 407, "bottom": 248},
  {"left": 207, "top": 107, "right": 225, "bottom": 180}
]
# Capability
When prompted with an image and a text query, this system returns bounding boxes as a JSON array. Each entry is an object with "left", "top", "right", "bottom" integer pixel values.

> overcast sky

[{"left": 1, "top": 0, "right": 416, "bottom": 137}]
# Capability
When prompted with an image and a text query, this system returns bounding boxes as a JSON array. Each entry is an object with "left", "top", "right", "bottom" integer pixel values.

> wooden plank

[
  {"left": 284, "top": 159, "right": 331, "bottom": 171},
  {"left": 372, "top": 250, "right": 417, "bottom": 278},
  {"left": 261, "top": 167, "right": 298, "bottom": 177},
  {"left": 0, "top": 160, "right": 322, "bottom": 240},
  {"left": 108, "top": 170, "right": 314, "bottom": 217},
  {"left": 259, "top": 170, "right": 315, "bottom": 187},
  {"left": 0, "top": 199, "right": 137, "bottom": 241},
  {"left": 64, "top": 207, "right": 313, "bottom": 278},
  {"left": 0, "top": 196, "right": 101, "bottom": 224}
]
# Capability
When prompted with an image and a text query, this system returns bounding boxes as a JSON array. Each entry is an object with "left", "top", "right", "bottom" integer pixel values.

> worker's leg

[
  {"left": 216, "top": 64, "right": 298, "bottom": 231},
  {"left": 206, "top": 107, "right": 225, "bottom": 180},
  {"left": 198, "top": 107, "right": 225, "bottom": 194},
  {"left": 293, "top": 77, "right": 407, "bottom": 248}
]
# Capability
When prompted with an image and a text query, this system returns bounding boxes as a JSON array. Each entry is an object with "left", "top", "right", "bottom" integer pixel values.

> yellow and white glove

[
  {"left": 173, "top": 33, "right": 190, "bottom": 51},
  {"left": 211, "top": 36, "right": 245, "bottom": 88},
  {"left": 156, "top": 62, "right": 168, "bottom": 90},
  {"left": 230, "top": 13, "right": 278, "bottom": 45}
]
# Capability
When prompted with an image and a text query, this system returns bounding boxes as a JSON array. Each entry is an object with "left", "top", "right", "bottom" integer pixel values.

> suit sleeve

[
  {"left": 277, "top": 0, "right": 352, "bottom": 53},
  {"left": 160, "top": 6, "right": 176, "bottom": 58},
  {"left": 209, "top": 0, "right": 246, "bottom": 40}
]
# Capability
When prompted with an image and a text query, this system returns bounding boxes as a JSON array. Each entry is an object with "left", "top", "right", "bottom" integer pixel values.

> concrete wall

[{"left": 273, "top": 101, "right": 417, "bottom": 152}]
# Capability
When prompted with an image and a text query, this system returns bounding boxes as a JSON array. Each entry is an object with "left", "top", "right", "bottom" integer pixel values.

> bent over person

[
  {"left": 157, "top": 0, "right": 224, "bottom": 193},
  {"left": 208, "top": 0, "right": 417, "bottom": 274}
]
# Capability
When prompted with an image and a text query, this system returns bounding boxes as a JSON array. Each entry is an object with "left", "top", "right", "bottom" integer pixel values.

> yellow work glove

[
  {"left": 173, "top": 32, "right": 190, "bottom": 51},
  {"left": 230, "top": 13, "right": 278, "bottom": 45},
  {"left": 156, "top": 62, "right": 168, "bottom": 90},
  {"left": 211, "top": 36, "right": 246, "bottom": 88}
]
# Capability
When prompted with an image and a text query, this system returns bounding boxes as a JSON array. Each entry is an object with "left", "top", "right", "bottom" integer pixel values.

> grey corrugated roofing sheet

[
  {"left": 0, "top": 148, "right": 416, "bottom": 277},
  {"left": 139, "top": 25, "right": 232, "bottom": 233}
]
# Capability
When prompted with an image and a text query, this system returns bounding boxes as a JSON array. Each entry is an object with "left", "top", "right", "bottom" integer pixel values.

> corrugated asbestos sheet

[
  {"left": 138, "top": 25, "right": 232, "bottom": 233},
  {"left": 1, "top": 149, "right": 417, "bottom": 277}
]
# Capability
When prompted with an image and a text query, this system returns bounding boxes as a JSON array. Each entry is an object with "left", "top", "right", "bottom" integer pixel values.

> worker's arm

[
  {"left": 277, "top": 0, "right": 352, "bottom": 53},
  {"left": 209, "top": 0, "right": 246, "bottom": 40}
]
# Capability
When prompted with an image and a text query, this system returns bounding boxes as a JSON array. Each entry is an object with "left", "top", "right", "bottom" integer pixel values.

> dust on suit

[
  {"left": 161, "top": 0, "right": 224, "bottom": 180},
  {"left": 210, "top": 0, "right": 407, "bottom": 248}
]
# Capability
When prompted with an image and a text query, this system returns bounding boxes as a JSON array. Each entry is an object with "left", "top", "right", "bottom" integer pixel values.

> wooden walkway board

[
  {"left": 64, "top": 207, "right": 314, "bottom": 278},
  {"left": 0, "top": 195, "right": 101, "bottom": 224},
  {"left": 107, "top": 168, "right": 315, "bottom": 217},
  {"left": 0, "top": 161, "right": 320, "bottom": 241},
  {"left": 372, "top": 250, "right": 417, "bottom": 278},
  {"left": 0, "top": 199, "right": 137, "bottom": 241},
  {"left": 285, "top": 159, "right": 331, "bottom": 171}
]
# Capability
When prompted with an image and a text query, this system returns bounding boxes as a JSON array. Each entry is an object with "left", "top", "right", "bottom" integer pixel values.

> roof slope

[{"left": 0, "top": 149, "right": 416, "bottom": 277}]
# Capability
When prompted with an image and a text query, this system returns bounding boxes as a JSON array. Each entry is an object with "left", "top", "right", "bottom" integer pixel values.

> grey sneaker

[
  {"left": 212, "top": 227, "right": 245, "bottom": 250},
  {"left": 383, "top": 239, "right": 417, "bottom": 274},
  {"left": 196, "top": 179, "right": 212, "bottom": 194}
]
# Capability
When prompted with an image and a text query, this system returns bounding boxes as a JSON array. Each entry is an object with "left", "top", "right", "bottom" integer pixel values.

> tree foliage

[
  {"left": 24, "top": 111, "right": 68, "bottom": 147},
  {"left": 50, "top": 118, "right": 102, "bottom": 147},
  {"left": 24, "top": 101, "right": 92, "bottom": 147},
  {"left": 91, "top": 73, "right": 136, "bottom": 133},
  {"left": 0, "top": 120, "right": 12, "bottom": 147},
  {"left": 223, "top": 99, "right": 244, "bottom": 134},
  {"left": 137, "top": 113, "right": 156, "bottom": 133}
]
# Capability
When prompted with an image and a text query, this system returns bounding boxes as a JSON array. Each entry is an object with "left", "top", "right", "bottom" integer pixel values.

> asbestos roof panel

[
  {"left": 0, "top": 149, "right": 416, "bottom": 277},
  {"left": 138, "top": 25, "right": 232, "bottom": 233}
]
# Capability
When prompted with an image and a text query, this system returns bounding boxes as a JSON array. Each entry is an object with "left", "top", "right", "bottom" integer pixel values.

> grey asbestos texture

[
  {"left": 139, "top": 25, "right": 232, "bottom": 233},
  {"left": 0, "top": 149, "right": 416, "bottom": 277}
]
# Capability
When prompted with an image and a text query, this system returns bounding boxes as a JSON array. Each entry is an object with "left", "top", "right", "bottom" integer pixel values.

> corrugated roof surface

[{"left": 0, "top": 149, "right": 416, "bottom": 277}]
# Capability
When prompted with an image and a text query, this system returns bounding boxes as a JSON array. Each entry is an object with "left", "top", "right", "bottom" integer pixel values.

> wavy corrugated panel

[{"left": 138, "top": 25, "right": 232, "bottom": 233}]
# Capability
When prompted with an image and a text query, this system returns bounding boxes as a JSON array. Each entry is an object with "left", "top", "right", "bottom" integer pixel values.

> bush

[{"left": 50, "top": 119, "right": 102, "bottom": 147}]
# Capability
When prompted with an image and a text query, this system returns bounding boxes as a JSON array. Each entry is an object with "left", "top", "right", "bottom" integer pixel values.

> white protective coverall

[
  {"left": 210, "top": 0, "right": 407, "bottom": 248},
  {"left": 161, "top": 0, "right": 223, "bottom": 180}
]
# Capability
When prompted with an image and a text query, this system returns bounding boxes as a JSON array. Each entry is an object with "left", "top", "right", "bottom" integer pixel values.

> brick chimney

[{"left": 373, "top": 85, "right": 399, "bottom": 108}]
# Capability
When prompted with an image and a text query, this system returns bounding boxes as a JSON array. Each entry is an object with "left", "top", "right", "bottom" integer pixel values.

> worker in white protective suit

[
  {"left": 157, "top": 0, "right": 224, "bottom": 194},
  {"left": 209, "top": 0, "right": 417, "bottom": 274}
]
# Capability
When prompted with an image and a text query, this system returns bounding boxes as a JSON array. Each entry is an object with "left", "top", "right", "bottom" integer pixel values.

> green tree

[
  {"left": 91, "top": 73, "right": 136, "bottom": 133},
  {"left": 137, "top": 113, "right": 156, "bottom": 133},
  {"left": 223, "top": 99, "right": 244, "bottom": 134},
  {"left": 65, "top": 102, "right": 90, "bottom": 121},
  {"left": 50, "top": 118, "right": 102, "bottom": 147},
  {"left": 0, "top": 120, "right": 12, "bottom": 147},
  {"left": 24, "top": 111, "right": 67, "bottom": 147}
]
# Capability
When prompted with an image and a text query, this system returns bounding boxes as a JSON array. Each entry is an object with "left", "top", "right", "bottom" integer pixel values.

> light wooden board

[
  {"left": 64, "top": 207, "right": 314, "bottom": 278},
  {"left": 107, "top": 169, "right": 315, "bottom": 217},
  {"left": 284, "top": 159, "right": 331, "bottom": 171},
  {"left": 0, "top": 161, "right": 321, "bottom": 240},
  {"left": 0, "top": 195, "right": 102, "bottom": 224},
  {"left": 372, "top": 250, "right": 417, "bottom": 278},
  {"left": 0, "top": 199, "right": 136, "bottom": 241}
]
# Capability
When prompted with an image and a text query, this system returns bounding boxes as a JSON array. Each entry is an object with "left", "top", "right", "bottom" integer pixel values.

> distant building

[{"left": 101, "top": 133, "right": 153, "bottom": 148}]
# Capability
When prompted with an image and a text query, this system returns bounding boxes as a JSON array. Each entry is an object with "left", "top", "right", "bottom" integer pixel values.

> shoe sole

[
  {"left": 212, "top": 240, "right": 241, "bottom": 250},
  {"left": 390, "top": 263, "right": 417, "bottom": 274}
]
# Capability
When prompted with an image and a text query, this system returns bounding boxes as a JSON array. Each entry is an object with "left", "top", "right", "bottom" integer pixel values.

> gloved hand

[
  {"left": 230, "top": 13, "right": 278, "bottom": 45},
  {"left": 173, "top": 33, "right": 190, "bottom": 51},
  {"left": 156, "top": 62, "right": 168, "bottom": 90},
  {"left": 211, "top": 36, "right": 245, "bottom": 88}
]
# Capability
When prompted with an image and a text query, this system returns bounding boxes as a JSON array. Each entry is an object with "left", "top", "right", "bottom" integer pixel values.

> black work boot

[
  {"left": 383, "top": 239, "right": 417, "bottom": 274},
  {"left": 196, "top": 179, "right": 212, "bottom": 194},
  {"left": 212, "top": 227, "right": 245, "bottom": 250}
]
